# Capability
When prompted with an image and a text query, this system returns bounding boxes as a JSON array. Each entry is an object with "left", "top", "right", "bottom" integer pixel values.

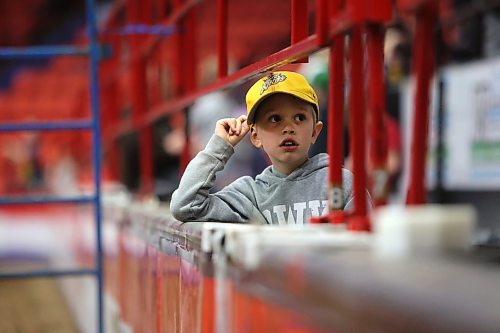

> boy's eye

[
  {"left": 295, "top": 114, "right": 306, "bottom": 121},
  {"left": 269, "top": 115, "right": 281, "bottom": 123}
]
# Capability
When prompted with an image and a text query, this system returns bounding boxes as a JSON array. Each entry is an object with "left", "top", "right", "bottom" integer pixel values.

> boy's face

[{"left": 250, "top": 94, "right": 323, "bottom": 175}]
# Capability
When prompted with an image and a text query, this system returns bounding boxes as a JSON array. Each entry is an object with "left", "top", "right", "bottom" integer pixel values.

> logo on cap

[{"left": 260, "top": 73, "right": 287, "bottom": 95}]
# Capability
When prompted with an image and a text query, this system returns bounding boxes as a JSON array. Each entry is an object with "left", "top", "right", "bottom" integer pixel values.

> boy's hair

[{"left": 245, "top": 71, "right": 319, "bottom": 126}]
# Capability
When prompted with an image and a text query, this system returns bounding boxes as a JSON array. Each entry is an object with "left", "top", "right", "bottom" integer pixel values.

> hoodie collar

[{"left": 261, "top": 153, "right": 328, "bottom": 181}]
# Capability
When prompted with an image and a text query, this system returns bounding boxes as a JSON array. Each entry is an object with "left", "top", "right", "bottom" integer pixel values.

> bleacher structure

[{"left": 0, "top": 0, "right": 105, "bottom": 332}]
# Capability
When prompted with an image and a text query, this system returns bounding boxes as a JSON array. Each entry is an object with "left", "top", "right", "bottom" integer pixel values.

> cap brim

[{"left": 247, "top": 91, "right": 318, "bottom": 125}]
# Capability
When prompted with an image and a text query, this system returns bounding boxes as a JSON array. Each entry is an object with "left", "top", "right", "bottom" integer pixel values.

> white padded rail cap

[
  {"left": 224, "top": 225, "right": 372, "bottom": 270},
  {"left": 373, "top": 204, "right": 477, "bottom": 258},
  {"left": 201, "top": 223, "right": 258, "bottom": 253}
]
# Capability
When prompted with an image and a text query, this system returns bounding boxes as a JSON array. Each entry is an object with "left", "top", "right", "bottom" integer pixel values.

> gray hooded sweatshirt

[{"left": 170, "top": 135, "right": 355, "bottom": 225}]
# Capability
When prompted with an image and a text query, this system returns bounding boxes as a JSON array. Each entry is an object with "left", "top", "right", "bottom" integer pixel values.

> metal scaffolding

[{"left": 0, "top": 0, "right": 105, "bottom": 332}]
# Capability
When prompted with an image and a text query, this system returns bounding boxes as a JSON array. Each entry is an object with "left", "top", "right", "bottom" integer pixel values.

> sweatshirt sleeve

[{"left": 169, "top": 135, "right": 257, "bottom": 223}]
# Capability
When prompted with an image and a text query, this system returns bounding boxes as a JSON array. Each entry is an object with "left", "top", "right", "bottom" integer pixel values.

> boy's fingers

[
  {"left": 228, "top": 118, "right": 243, "bottom": 135},
  {"left": 217, "top": 118, "right": 233, "bottom": 135},
  {"left": 230, "top": 118, "right": 238, "bottom": 134},
  {"left": 235, "top": 118, "right": 242, "bottom": 134},
  {"left": 235, "top": 115, "right": 248, "bottom": 134},
  {"left": 222, "top": 118, "right": 234, "bottom": 134},
  {"left": 218, "top": 117, "right": 248, "bottom": 138},
  {"left": 241, "top": 120, "right": 250, "bottom": 134}
]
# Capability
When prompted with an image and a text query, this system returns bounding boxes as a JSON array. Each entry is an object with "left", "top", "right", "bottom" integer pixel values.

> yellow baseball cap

[{"left": 245, "top": 71, "right": 319, "bottom": 125}]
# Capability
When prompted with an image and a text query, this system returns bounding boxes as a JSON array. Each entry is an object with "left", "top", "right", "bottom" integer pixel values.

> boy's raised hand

[{"left": 215, "top": 115, "right": 249, "bottom": 147}]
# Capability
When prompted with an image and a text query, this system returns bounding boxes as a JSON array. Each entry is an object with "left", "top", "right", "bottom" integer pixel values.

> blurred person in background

[{"left": 383, "top": 24, "right": 411, "bottom": 195}]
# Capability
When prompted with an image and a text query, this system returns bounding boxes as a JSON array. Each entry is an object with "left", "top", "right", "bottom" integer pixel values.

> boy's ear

[
  {"left": 250, "top": 127, "right": 263, "bottom": 148},
  {"left": 311, "top": 121, "right": 324, "bottom": 144}
]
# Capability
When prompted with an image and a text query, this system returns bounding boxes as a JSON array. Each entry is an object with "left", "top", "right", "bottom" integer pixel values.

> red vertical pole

[
  {"left": 100, "top": 60, "right": 121, "bottom": 182},
  {"left": 139, "top": 118, "right": 154, "bottom": 194},
  {"left": 310, "top": 0, "right": 346, "bottom": 224},
  {"left": 315, "top": 0, "right": 328, "bottom": 46},
  {"left": 291, "top": 0, "right": 308, "bottom": 63},
  {"left": 137, "top": 66, "right": 153, "bottom": 194},
  {"left": 217, "top": 0, "right": 228, "bottom": 78},
  {"left": 101, "top": 10, "right": 123, "bottom": 188},
  {"left": 326, "top": 34, "right": 346, "bottom": 222},
  {"left": 127, "top": 0, "right": 154, "bottom": 194},
  {"left": 172, "top": 1, "right": 186, "bottom": 177},
  {"left": 172, "top": 28, "right": 182, "bottom": 98},
  {"left": 291, "top": 0, "right": 308, "bottom": 44},
  {"left": 184, "top": 10, "right": 197, "bottom": 93},
  {"left": 108, "top": 141, "right": 121, "bottom": 182},
  {"left": 407, "top": 4, "right": 436, "bottom": 205},
  {"left": 178, "top": 7, "right": 198, "bottom": 174},
  {"left": 348, "top": 26, "right": 370, "bottom": 231},
  {"left": 141, "top": 0, "right": 153, "bottom": 23},
  {"left": 327, "top": 0, "right": 346, "bottom": 223},
  {"left": 110, "top": 84, "right": 121, "bottom": 182},
  {"left": 156, "top": 0, "right": 167, "bottom": 18},
  {"left": 367, "top": 24, "right": 389, "bottom": 206}
]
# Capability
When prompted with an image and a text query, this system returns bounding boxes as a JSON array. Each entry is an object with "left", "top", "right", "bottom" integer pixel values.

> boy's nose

[{"left": 282, "top": 125, "right": 295, "bottom": 134}]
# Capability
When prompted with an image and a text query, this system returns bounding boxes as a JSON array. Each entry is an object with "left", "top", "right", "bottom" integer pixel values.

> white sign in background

[{"left": 400, "top": 56, "right": 500, "bottom": 192}]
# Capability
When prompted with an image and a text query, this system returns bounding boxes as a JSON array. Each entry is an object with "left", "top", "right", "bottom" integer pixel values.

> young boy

[{"left": 170, "top": 71, "right": 355, "bottom": 225}]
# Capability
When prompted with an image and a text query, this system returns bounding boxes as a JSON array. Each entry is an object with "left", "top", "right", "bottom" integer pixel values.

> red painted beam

[
  {"left": 106, "top": 35, "right": 321, "bottom": 144},
  {"left": 347, "top": 26, "right": 370, "bottom": 231},
  {"left": 217, "top": 0, "right": 228, "bottom": 78},
  {"left": 291, "top": 0, "right": 309, "bottom": 63},
  {"left": 326, "top": 33, "right": 346, "bottom": 220},
  {"left": 367, "top": 24, "right": 389, "bottom": 206},
  {"left": 144, "top": 35, "right": 321, "bottom": 126},
  {"left": 406, "top": 4, "right": 437, "bottom": 205}
]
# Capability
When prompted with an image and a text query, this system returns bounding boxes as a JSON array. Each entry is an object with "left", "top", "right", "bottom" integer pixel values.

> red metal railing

[
  {"left": 99, "top": 0, "right": 441, "bottom": 225},
  {"left": 94, "top": 1, "right": 465, "bottom": 332},
  {"left": 0, "top": 0, "right": 445, "bottom": 225}
]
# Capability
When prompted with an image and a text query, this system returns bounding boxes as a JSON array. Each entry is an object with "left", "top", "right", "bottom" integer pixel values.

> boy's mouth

[{"left": 279, "top": 138, "right": 299, "bottom": 149}]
